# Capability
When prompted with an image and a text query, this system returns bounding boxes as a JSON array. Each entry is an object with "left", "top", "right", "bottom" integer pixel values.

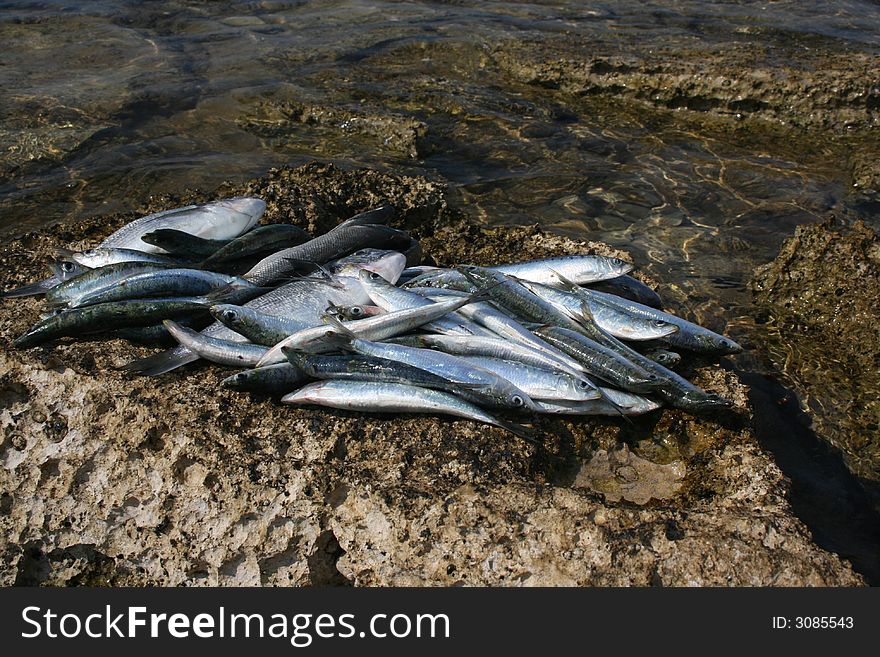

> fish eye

[
  {"left": 648, "top": 374, "right": 658, "bottom": 380},
  {"left": 578, "top": 380, "right": 589, "bottom": 389},
  {"left": 222, "top": 310, "right": 236, "bottom": 321},
  {"left": 720, "top": 339, "right": 731, "bottom": 348},
  {"left": 369, "top": 272, "right": 381, "bottom": 280},
  {"left": 355, "top": 249, "right": 367, "bottom": 256},
  {"left": 84, "top": 249, "right": 96, "bottom": 256},
  {"left": 511, "top": 395, "right": 524, "bottom": 407},
  {"left": 652, "top": 320, "right": 666, "bottom": 328},
  {"left": 61, "top": 261, "right": 74, "bottom": 272},
  {"left": 351, "top": 307, "right": 362, "bottom": 316}
]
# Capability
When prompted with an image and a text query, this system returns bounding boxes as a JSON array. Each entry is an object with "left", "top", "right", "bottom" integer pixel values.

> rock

[
  {"left": 753, "top": 219, "right": 880, "bottom": 510},
  {"left": 0, "top": 163, "right": 863, "bottom": 586}
]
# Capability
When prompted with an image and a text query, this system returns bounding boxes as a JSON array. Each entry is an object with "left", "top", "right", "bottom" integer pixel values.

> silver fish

[
  {"left": 461, "top": 356, "right": 600, "bottom": 402},
  {"left": 163, "top": 320, "right": 267, "bottom": 367},
  {"left": 535, "top": 389, "right": 660, "bottom": 415},
  {"left": 281, "top": 380, "right": 532, "bottom": 441},
  {"left": 392, "top": 334, "right": 600, "bottom": 399},
  {"left": 338, "top": 336, "right": 539, "bottom": 412},
  {"left": 56, "top": 247, "right": 181, "bottom": 269},
  {"left": 519, "top": 279, "right": 679, "bottom": 341},
  {"left": 69, "top": 269, "right": 256, "bottom": 308},
  {"left": 257, "top": 294, "right": 485, "bottom": 366},
  {"left": 491, "top": 255, "right": 633, "bottom": 284},
  {"left": 358, "top": 269, "right": 494, "bottom": 337},
  {"left": 121, "top": 249, "right": 407, "bottom": 375},
  {"left": 101, "top": 197, "right": 265, "bottom": 253}
]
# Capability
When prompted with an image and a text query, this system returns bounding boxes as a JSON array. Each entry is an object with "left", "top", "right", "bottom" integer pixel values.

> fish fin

[
  {"left": 323, "top": 314, "right": 359, "bottom": 339},
  {"left": 118, "top": 345, "right": 199, "bottom": 375},
  {"left": 324, "top": 301, "right": 343, "bottom": 315},
  {"left": 546, "top": 267, "right": 581, "bottom": 292},
  {"left": 279, "top": 348, "right": 312, "bottom": 372},
  {"left": 462, "top": 282, "right": 502, "bottom": 306},
  {"left": 576, "top": 300, "right": 597, "bottom": 326},
  {"left": 494, "top": 418, "right": 540, "bottom": 445}
]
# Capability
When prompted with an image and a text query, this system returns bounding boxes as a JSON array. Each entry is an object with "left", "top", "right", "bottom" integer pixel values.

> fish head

[
  {"left": 357, "top": 267, "right": 399, "bottom": 292},
  {"left": 210, "top": 304, "right": 242, "bottom": 326},
  {"left": 604, "top": 257, "right": 634, "bottom": 278},
  {"left": 332, "top": 248, "right": 406, "bottom": 283},
  {"left": 221, "top": 197, "right": 267, "bottom": 220},
  {"left": 691, "top": 331, "right": 744, "bottom": 355},
  {"left": 684, "top": 390, "right": 734, "bottom": 412},
  {"left": 281, "top": 381, "right": 330, "bottom": 405},
  {"left": 49, "top": 258, "right": 90, "bottom": 281},
  {"left": 484, "top": 382, "right": 539, "bottom": 412}
]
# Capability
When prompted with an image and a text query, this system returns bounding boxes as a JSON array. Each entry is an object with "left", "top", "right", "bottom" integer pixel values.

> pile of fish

[{"left": 4, "top": 197, "right": 742, "bottom": 440}]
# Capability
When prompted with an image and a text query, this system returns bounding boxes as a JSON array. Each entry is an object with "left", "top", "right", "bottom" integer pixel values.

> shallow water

[
  {"left": 3, "top": 1, "right": 880, "bottom": 579},
  {"left": 2, "top": 1, "right": 878, "bottom": 318}
]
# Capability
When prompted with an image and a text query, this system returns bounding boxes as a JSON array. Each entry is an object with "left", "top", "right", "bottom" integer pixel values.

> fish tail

[
  {"left": 492, "top": 416, "right": 540, "bottom": 445},
  {"left": 118, "top": 345, "right": 199, "bottom": 375}
]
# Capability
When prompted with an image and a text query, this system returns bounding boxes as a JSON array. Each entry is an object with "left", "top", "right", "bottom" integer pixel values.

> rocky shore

[
  {"left": 0, "top": 163, "right": 863, "bottom": 586},
  {"left": 753, "top": 219, "right": 880, "bottom": 512}
]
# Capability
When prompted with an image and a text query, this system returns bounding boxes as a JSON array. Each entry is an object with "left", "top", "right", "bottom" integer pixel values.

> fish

[
  {"left": 284, "top": 352, "right": 491, "bottom": 403},
  {"left": 560, "top": 282, "right": 742, "bottom": 355},
  {"left": 14, "top": 297, "right": 214, "bottom": 348},
  {"left": 120, "top": 249, "right": 407, "bottom": 375},
  {"left": 457, "top": 265, "right": 589, "bottom": 335},
  {"left": 590, "top": 274, "right": 662, "bottom": 308},
  {"left": 44, "top": 262, "right": 178, "bottom": 307},
  {"left": 140, "top": 229, "right": 231, "bottom": 259},
  {"left": 67, "top": 269, "right": 257, "bottom": 308},
  {"left": 491, "top": 255, "right": 633, "bottom": 284},
  {"left": 519, "top": 279, "right": 679, "bottom": 341},
  {"left": 221, "top": 363, "right": 309, "bottom": 396},
  {"left": 198, "top": 224, "right": 312, "bottom": 269},
  {"left": 535, "top": 389, "right": 661, "bottom": 416},
  {"left": 281, "top": 380, "right": 534, "bottom": 442},
  {"left": 257, "top": 293, "right": 487, "bottom": 366},
  {"left": 533, "top": 326, "right": 663, "bottom": 393},
  {"left": 333, "top": 336, "right": 539, "bottom": 412},
  {"left": 459, "top": 356, "right": 601, "bottom": 402},
  {"left": 242, "top": 212, "right": 409, "bottom": 285},
  {"left": 390, "top": 333, "right": 601, "bottom": 399},
  {"left": 358, "top": 269, "right": 493, "bottom": 337},
  {"left": 100, "top": 197, "right": 266, "bottom": 253},
  {"left": 163, "top": 320, "right": 268, "bottom": 367},
  {"left": 410, "top": 287, "right": 593, "bottom": 379},
  {"left": 55, "top": 247, "right": 181, "bottom": 269},
  {"left": 210, "top": 304, "right": 314, "bottom": 346}
]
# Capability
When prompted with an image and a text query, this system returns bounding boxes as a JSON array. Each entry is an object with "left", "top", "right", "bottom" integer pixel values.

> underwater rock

[{"left": 753, "top": 219, "right": 880, "bottom": 511}]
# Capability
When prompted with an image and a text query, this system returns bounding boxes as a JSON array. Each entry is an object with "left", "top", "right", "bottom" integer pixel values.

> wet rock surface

[
  {"left": 0, "top": 163, "right": 863, "bottom": 586},
  {"left": 753, "top": 219, "right": 880, "bottom": 510}
]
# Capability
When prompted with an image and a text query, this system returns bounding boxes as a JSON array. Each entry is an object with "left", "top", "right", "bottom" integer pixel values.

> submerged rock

[
  {"left": 0, "top": 163, "right": 863, "bottom": 586},
  {"left": 753, "top": 219, "right": 880, "bottom": 510}
]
